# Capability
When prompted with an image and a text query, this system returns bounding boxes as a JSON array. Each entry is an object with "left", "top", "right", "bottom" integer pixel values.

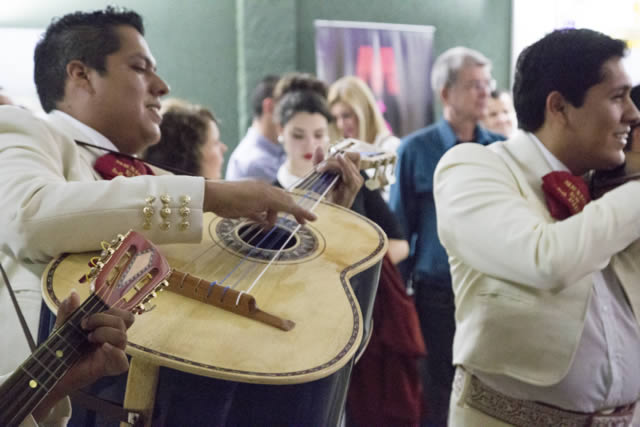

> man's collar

[
  {"left": 437, "top": 118, "right": 494, "bottom": 147},
  {"left": 49, "top": 110, "right": 119, "bottom": 152},
  {"left": 527, "top": 132, "right": 570, "bottom": 172}
]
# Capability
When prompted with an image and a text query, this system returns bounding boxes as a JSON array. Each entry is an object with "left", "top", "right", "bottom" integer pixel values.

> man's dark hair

[
  {"left": 34, "top": 6, "right": 144, "bottom": 112},
  {"left": 513, "top": 28, "right": 627, "bottom": 132},
  {"left": 251, "top": 75, "right": 280, "bottom": 118}
]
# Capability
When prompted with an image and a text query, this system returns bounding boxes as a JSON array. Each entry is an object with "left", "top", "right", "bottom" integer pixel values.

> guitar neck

[{"left": 0, "top": 294, "right": 108, "bottom": 425}]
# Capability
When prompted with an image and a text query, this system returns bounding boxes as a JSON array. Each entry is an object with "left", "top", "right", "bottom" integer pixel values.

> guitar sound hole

[
  {"left": 215, "top": 217, "right": 321, "bottom": 262},
  {"left": 237, "top": 224, "right": 298, "bottom": 250}
]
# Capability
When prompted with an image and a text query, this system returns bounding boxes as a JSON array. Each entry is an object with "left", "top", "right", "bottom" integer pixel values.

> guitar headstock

[
  {"left": 329, "top": 138, "right": 397, "bottom": 190},
  {"left": 85, "top": 231, "right": 171, "bottom": 315}
]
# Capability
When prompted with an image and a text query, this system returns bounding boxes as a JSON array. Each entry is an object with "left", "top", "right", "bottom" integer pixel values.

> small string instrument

[
  {"left": 43, "top": 140, "right": 393, "bottom": 387},
  {"left": 330, "top": 138, "right": 397, "bottom": 190},
  {"left": 0, "top": 231, "right": 170, "bottom": 426}
]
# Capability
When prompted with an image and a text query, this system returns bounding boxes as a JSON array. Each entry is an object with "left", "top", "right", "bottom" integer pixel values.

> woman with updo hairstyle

[
  {"left": 275, "top": 73, "right": 419, "bottom": 427},
  {"left": 328, "top": 75, "right": 401, "bottom": 153},
  {"left": 273, "top": 72, "right": 408, "bottom": 264},
  {"left": 144, "top": 98, "right": 227, "bottom": 179},
  {"left": 272, "top": 73, "right": 333, "bottom": 184}
]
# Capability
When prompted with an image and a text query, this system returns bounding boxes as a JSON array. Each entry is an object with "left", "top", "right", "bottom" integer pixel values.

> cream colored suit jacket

[
  {"left": 434, "top": 131, "right": 640, "bottom": 386},
  {"left": 0, "top": 106, "right": 205, "bottom": 373}
]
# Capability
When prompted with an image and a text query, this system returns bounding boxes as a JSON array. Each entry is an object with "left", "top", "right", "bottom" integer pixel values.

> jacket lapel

[{"left": 492, "top": 131, "right": 555, "bottom": 217}]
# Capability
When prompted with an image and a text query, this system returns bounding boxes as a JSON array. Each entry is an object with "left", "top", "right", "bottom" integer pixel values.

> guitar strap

[{"left": 0, "top": 262, "right": 142, "bottom": 426}]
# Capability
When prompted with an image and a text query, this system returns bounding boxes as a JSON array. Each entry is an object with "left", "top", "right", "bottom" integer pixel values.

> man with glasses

[{"left": 389, "top": 46, "right": 504, "bottom": 426}]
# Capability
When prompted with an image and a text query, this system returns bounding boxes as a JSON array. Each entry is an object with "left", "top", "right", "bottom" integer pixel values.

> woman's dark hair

[
  {"left": 143, "top": 99, "right": 217, "bottom": 176},
  {"left": 34, "top": 6, "right": 144, "bottom": 112},
  {"left": 513, "top": 28, "right": 627, "bottom": 132},
  {"left": 273, "top": 73, "right": 333, "bottom": 126}
]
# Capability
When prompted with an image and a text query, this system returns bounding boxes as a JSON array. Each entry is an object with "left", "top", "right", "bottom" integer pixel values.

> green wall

[{"left": 2, "top": 0, "right": 512, "bottom": 169}]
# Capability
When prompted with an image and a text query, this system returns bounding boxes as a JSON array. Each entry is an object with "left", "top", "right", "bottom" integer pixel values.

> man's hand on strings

[
  {"left": 33, "top": 292, "right": 134, "bottom": 421},
  {"left": 204, "top": 180, "right": 317, "bottom": 227},
  {"left": 313, "top": 147, "right": 363, "bottom": 208}
]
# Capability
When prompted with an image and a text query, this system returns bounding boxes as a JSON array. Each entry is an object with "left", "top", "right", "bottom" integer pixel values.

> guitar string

[
  {"left": 237, "top": 174, "right": 340, "bottom": 304},
  {"left": 176, "top": 165, "right": 322, "bottom": 273},
  {"left": 220, "top": 172, "right": 336, "bottom": 294},
  {"left": 173, "top": 165, "right": 331, "bottom": 292},
  {"left": 203, "top": 171, "right": 335, "bottom": 296}
]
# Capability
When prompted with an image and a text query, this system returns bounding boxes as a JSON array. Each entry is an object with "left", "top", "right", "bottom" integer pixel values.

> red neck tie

[
  {"left": 541, "top": 171, "right": 591, "bottom": 220},
  {"left": 94, "top": 153, "right": 154, "bottom": 180}
]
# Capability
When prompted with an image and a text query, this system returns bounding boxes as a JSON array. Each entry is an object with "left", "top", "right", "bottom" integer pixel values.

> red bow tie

[
  {"left": 94, "top": 153, "right": 154, "bottom": 180},
  {"left": 541, "top": 171, "right": 591, "bottom": 220}
]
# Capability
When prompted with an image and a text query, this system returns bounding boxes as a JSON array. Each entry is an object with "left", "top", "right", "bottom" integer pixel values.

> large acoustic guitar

[
  {"left": 42, "top": 140, "right": 392, "bottom": 387},
  {"left": 0, "top": 231, "right": 171, "bottom": 426}
]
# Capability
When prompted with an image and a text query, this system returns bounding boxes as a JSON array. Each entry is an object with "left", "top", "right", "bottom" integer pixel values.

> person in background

[
  {"left": 144, "top": 98, "right": 227, "bottom": 179},
  {"left": 328, "top": 75, "right": 402, "bottom": 202},
  {"left": 276, "top": 73, "right": 408, "bottom": 265},
  {"left": 274, "top": 71, "right": 423, "bottom": 427},
  {"left": 481, "top": 89, "right": 517, "bottom": 138},
  {"left": 389, "top": 46, "right": 505, "bottom": 426},
  {"left": 328, "top": 75, "right": 401, "bottom": 152},
  {"left": 226, "top": 75, "right": 285, "bottom": 182}
]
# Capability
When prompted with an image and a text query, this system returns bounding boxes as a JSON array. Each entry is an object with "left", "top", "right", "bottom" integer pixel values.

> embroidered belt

[{"left": 453, "top": 367, "right": 636, "bottom": 427}]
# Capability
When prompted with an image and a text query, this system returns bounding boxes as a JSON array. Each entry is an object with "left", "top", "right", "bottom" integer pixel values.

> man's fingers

[
  {"left": 82, "top": 309, "right": 134, "bottom": 333},
  {"left": 87, "top": 326, "right": 128, "bottom": 350},
  {"left": 101, "top": 342, "right": 130, "bottom": 376},
  {"left": 312, "top": 146, "right": 326, "bottom": 166},
  {"left": 270, "top": 188, "right": 317, "bottom": 223},
  {"left": 265, "top": 209, "right": 278, "bottom": 228},
  {"left": 55, "top": 291, "right": 81, "bottom": 328}
]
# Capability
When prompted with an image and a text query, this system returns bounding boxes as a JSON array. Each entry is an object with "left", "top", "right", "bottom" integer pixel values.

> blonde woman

[
  {"left": 328, "top": 76, "right": 401, "bottom": 153},
  {"left": 328, "top": 76, "right": 400, "bottom": 201}
]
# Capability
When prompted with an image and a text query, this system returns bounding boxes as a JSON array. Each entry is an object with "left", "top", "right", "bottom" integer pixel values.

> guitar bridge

[{"left": 166, "top": 270, "right": 295, "bottom": 331}]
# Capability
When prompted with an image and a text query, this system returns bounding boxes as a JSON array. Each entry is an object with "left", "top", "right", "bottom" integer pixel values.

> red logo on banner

[{"left": 356, "top": 46, "right": 398, "bottom": 95}]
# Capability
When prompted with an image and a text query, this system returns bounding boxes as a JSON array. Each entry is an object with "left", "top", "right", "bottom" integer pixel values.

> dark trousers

[{"left": 414, "top": 281, "right": 456, "bottom": 427}]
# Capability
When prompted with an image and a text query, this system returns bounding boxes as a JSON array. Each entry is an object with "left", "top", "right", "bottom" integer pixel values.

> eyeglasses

[{"left": 458, "top": 78, "right": 497, "bottom": 92}]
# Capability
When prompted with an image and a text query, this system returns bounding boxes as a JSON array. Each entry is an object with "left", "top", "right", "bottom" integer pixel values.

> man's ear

[
  {"left": 65, "top": 60, "right": 95, "bottom": 94},
  {"left": 546, "top": 91, "right": 569, "bottom": 125},
  {"left": 440, "top": 86, "right": 449, "bottom": 104}
]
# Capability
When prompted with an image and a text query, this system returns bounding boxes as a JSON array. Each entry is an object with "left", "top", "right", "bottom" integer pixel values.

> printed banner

[{"left": 315, "top": 20, "right": 436, "bottom": 138}]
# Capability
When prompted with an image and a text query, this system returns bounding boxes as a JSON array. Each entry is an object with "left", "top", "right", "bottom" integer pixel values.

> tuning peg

[
  {"left": 378, "top": 170, "right": 389, "bottom": 187},
  {"left": 365, "top": 178, "right": 381, "bottom": 190},
  {"left": 135, "top": 302, "right": 156, "bottom": 314},
  {"left": 161, "top": 280, "right": 170, "bottom": 288}
]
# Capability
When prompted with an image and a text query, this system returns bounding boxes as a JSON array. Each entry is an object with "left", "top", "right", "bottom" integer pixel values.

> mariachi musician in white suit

[
  {"left": 0, "top": 6, "right": 361, "bottom": 383},
  {"left": 434, "top": 29, "right": 640, "bottom": 426}
]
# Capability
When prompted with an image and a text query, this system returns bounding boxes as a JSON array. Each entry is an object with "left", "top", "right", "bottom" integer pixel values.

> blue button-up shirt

[
  {"left": 225, "top": 126, "right": 286, "bottom": 182},
  {"left": 389, "top": 118, "right": 505, "bottom": 287}
]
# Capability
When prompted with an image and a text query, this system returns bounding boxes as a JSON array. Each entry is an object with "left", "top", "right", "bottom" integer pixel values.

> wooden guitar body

[{"left": 43, "top": 198, "right": 387, "bottom": 385}]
